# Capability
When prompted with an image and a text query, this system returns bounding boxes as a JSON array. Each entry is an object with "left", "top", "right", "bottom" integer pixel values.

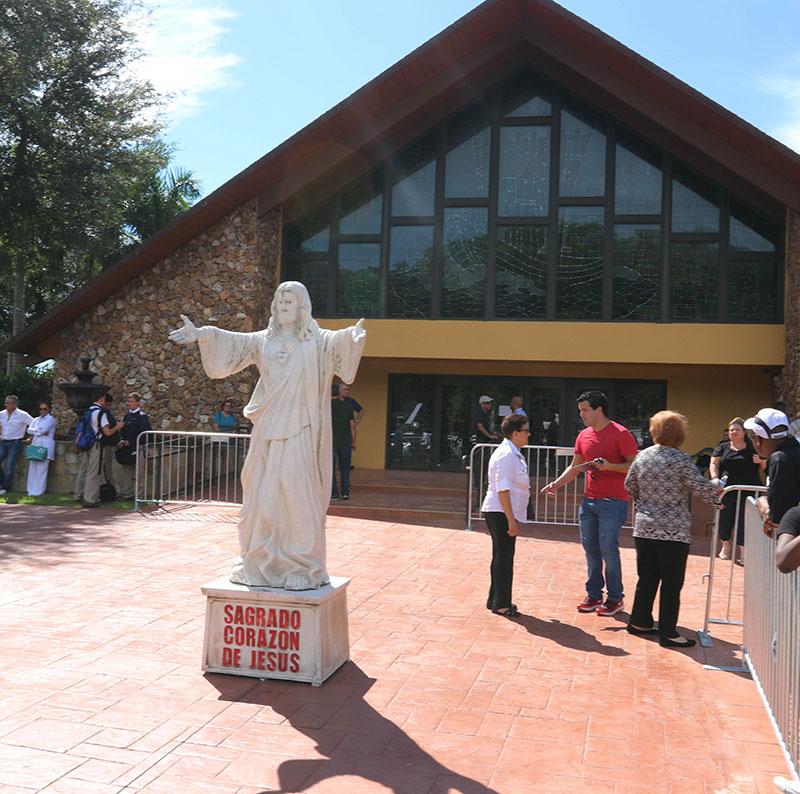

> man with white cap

[
  {"left": 472, "top": 396, "right": 501, "bottom": 444},
  {"left": 744, "top": 407, "right": 800, "bottom": 536}
]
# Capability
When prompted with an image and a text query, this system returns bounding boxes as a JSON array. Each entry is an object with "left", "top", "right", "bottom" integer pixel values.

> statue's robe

[{"left": 197, "top": 323, "right": 366, "bottom": 588}]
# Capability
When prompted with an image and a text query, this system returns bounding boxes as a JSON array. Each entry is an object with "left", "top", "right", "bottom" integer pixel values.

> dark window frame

[{"left": 283, "top": 69, "right": 783, "bottom": 325}]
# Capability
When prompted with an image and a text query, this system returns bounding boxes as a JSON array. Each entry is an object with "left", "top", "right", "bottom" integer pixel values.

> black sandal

[
  {"left": 627, "top": 624, "right": 658, "bottom": 636},
  {"left": 659, "top": 635, "right": 696, "bottom": 648},
  {"left": 492, "top": 606, "right": 520, "bottom": 617}
]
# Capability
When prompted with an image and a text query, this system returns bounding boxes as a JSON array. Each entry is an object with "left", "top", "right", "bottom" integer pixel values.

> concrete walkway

[{"left": 0, "top": 504, "right": 789, "bottom": 793}]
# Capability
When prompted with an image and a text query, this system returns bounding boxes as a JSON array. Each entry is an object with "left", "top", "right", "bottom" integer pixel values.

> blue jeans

[
  {"left": 0, "top": 439, "right": 24, "bottom": 491},
  {"left": 332, "top": 446, "right": 352, "bottom": 497},
  {"left": 578, "top": 497, "right": 628, "bottom": 603}
]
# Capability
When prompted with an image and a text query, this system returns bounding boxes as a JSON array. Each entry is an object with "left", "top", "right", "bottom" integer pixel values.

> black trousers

[
  {"left": 718, "top": 490, "right": 754, "bottom": 545},
  {"left": 483, "top": 512, "right": 516, "bottom": 610},
  {"left": 629, "top": 537, "right": 690, "bottom": 639}
]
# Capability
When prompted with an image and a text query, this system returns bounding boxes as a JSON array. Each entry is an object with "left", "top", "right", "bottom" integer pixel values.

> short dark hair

[
  {"left": 577, "top": 390, "right": 608, "bottom": 413},
  {"left": 99, "top": 392, "right": 113, "bottom": 403},
  {"left": 501, "top": 413, "right": 528, "bottom": 438},
  {"left": 331, "top": 383, "right": 340, "bottom": 397}
]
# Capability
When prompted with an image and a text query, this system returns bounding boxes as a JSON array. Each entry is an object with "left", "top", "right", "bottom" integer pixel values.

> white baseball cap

[
  {"left": 743, "top": 408, "right": 790, "bottom": 439},
  {"left": 478, "top": 395, "right": 494, "bottom": 404}
]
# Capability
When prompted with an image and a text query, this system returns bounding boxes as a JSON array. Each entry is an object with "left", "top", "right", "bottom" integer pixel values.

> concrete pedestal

[{"left": 201, "top": 576, "right": 350, "bottom": 686}]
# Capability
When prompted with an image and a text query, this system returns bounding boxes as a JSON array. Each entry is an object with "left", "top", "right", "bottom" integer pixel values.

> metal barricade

[
  {"left": 698, "top": 484, "right": 767, "bottom": 646},
  {"left": 465, "top": 443, "right": 633, "bottom": 530},
  {"left": 134, "top": 430, "right": 251, "bottom": 510},
  {"left": 741, "top": 497, "right": 800, "bottom": 789}
]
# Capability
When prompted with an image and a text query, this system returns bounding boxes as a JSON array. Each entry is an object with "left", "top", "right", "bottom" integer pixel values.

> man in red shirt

[{"left": 541, "top": 391, "right": 638, "bottom": 616}]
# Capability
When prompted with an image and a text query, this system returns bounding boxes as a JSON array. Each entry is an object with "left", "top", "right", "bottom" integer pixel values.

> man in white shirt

[{"left": 0, "top": 394, "right": 33, "bottom": 494}]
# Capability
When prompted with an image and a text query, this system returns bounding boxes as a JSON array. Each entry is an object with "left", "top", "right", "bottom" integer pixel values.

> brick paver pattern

[{"left": 0, "top": 503, "right": 789, "bottom": 793}]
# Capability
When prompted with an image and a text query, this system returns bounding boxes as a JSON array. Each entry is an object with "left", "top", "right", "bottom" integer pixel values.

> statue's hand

[
  {"left": 352, "top": 318, "right": 366, "bottom": 341},
  {"left": 168, "top": 314, "right": 199, "bottom": 346}
]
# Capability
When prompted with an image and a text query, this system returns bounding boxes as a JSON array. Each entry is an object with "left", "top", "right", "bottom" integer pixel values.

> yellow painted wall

[
  {"left": 325, "top": 319, "right": 784, "bottom": 366},
  {"left": 348, "top": 358, "right": 774, "bottom": 470}
]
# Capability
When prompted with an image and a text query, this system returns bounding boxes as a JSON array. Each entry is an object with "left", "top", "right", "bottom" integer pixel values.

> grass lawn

[{"left": 0, "top": 492, "right": 135, "bottom": 510}]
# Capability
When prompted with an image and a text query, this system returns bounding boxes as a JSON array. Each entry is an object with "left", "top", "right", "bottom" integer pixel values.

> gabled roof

[{"left": 8, "top": 0, "right": 800, "bottom": 358}]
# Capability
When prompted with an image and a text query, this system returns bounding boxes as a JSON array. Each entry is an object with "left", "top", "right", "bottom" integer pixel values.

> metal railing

[
  {"left": 134, "top": 430, "right": 251, "bottom": 510},
  {"left": 466, "top": 443, "right": 633, "bottom": 530},
  {"left": 741, "top": 497, "right": 800, "bottom": 789},
  {"left": 699, "top": 484, "right": 767, "bottom": 646}
]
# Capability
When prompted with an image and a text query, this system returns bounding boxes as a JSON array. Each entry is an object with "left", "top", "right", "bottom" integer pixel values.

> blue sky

[{"left": 134, "top": 0, "right": 800, "bottom": 199}]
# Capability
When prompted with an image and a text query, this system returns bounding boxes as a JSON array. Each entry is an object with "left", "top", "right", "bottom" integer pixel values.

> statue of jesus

[{"left": 169, "top": 281, "right": 366, "bottom": 590}]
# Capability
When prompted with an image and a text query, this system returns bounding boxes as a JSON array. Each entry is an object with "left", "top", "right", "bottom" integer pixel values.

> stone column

[{"left": 778, "top": 209, "right": 800, "bottom": 414}]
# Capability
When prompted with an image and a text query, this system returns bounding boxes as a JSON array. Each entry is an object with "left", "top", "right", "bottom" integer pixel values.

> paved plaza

[{"left": 0, "top": 503, "right": 790, "bottom": 793}]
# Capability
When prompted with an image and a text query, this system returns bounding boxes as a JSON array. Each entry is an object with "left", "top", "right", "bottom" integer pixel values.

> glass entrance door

[
  {"left": 439, "top": 381, "right": 473, "bottom": 471},
  {"left": 525, "top": 384, "right": 563, "bottom": 447}
]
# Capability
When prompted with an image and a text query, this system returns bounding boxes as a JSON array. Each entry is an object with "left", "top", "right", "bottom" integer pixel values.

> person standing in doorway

[
  {"left": 540, "top": 390, "right": 638, "bottom": 616},
  {"left": 472, "top": 396, "right": 501, "bottom": 443},
  {"left": 510, "top": 395, "right": 527, "bottom": 418},
  {"left": 0, "top": 395, "right": 33, "bottom": 494},
  {"left": 331, "top": 383, "right": 356, "bottom": 500}
]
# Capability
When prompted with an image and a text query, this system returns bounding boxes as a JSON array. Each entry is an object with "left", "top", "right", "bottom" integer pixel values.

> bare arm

[
  {"left": 541, "top": 453, "right": 585, "bottom": 495},
  {"left": 776, "top": 533, "right": 800, "bottom": 573},
  {"left": 477, "top": 422, "right": 500, "bottom": 441},
  {"left": 594, "top": 455, "right": 636, "bottom": 474},
  {"left": 350, "top": 418, "right": 357, "bottom": 450},
  {"left": 498, "top": 490, "right": 518, "bottom": 537},
  {"left": 709, "top": 455, "right": 721, "bottom": 481}
]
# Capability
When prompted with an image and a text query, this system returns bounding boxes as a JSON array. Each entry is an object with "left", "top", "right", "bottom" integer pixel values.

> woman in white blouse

[
  {"left": 481, "top": 413, "right": 531, "bottom": 617},
  {"left": 26, "top": 402, "right": 56, "bottom": 497}
]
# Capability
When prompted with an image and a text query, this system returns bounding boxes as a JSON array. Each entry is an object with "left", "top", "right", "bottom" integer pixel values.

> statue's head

[{"left": 267, "top": 281, "right": 319, "bottom": 340}]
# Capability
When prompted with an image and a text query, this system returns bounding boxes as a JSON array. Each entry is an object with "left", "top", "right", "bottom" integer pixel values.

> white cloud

[
  {"left": 758, "top": 74, "right": 800, "bottom": 155},
  {"left": 127, "top": 0, "right": 241, "bottom": 125}
]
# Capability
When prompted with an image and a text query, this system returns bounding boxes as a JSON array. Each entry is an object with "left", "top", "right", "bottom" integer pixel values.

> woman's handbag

[{"left": 25, "top": 445, "right": 48, "bottom": 461}]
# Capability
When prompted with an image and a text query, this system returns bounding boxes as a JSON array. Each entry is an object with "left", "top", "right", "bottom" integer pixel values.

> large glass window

[
  {"left": 613, "top": 225, "right": 660, "bottom": 321},
  {"left": 388, "top": 226, "right": 433, "bottom": 318},
  {"left": 337, "top": 243, "right": 380, "bottom": 316},
  {"left": 729, "top": 260, "right": 777, "bottom": 321},
  {"left": 671, "top": 166, "right": 720, "bottom": 233},
  {"left": 500, "top": 71, "right": 551, "bottom": 117},
  {"left": 557, "top": 207, "right": 604, "bottom": 319},
  {"left": 729, "top": 201, "right": 778, "bottom": 252},
  {"left": 442, "top": 208, "right": 489, "bottom": 318},
  {"left": 495, "top": 226, "right": 548, "bottom": 319},
  {"left": 615, "top": 131, "right": 662, "bottom": 215},
  {"left": 340, "top": 173, "right": 383, "bottom": 235},
  {"left": 670, "top": 241, "right": 719, "bottom": 321},
  {"left": 286, "top": 260, "right": 328, "bottom": 313},
  {"left": 498, "top": 126, "right": 550, "bottom": 216},
  {"left": 560, "top": 105, "right": 606, "bottom": 197},
  {"left": 391, "top": 134, "right": 437, "bottom": 216},
  {"left": 284, "top": 69, "right": 782, "bottom": 324},
  {"left": 445, "top": 104, "right": 491, "bottom": 199},
  {"left": 285, "top": 205, "right": 330, "bottom": 254}
]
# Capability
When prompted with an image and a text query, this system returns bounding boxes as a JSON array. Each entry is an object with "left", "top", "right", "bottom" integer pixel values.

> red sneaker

[
  {"left": 596, "top": 599, "right": 625, "bottom": 616},
  {"left": 577, "top": 596, "right": 603, "bottom": 613}
]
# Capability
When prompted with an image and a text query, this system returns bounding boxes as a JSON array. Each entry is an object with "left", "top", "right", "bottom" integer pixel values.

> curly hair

[{"left": 649, "top": 410, "right": 687, "bottom": 448}]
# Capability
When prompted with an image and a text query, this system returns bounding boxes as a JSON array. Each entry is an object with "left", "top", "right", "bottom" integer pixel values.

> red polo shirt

[{"left": 574, "top": 421, "right": 638, "bottom": 500}]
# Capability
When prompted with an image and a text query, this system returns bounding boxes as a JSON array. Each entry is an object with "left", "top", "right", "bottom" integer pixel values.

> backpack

[{"left": 74, "top": 407, "right": 101, "bottom": 450}]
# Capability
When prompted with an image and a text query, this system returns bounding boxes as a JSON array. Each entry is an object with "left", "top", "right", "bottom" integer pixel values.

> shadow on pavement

[
  {"left": 0, "top": 504, "right": 124, "bottom": 564},
  {"left": 208, "top": 663, "right": 499, "bottom": 794},
  {"left": 511, "top": 613, "right": 630, "bottom": 657}
]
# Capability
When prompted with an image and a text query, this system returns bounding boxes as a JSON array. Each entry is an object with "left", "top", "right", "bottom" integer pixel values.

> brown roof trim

[{"left": 7, "top": 0, "right": 800, "bottom": 357}]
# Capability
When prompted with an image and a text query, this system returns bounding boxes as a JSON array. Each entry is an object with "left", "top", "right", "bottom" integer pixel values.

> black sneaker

[{"left": 331, "top": 495, "right": 340, "bottom": 501}]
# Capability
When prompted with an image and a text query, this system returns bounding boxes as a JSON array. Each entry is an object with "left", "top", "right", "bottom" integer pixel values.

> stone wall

[
  {"left": 777, "top": 208, "right": 800, "bottom": 415},
  {"left": 51, "top": 201, "right": 281, "bottom": 439}
]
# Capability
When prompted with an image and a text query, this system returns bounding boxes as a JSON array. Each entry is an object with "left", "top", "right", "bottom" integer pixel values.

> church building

[{"left": 6, "top": 0, "right": 799, "bottom": 472}]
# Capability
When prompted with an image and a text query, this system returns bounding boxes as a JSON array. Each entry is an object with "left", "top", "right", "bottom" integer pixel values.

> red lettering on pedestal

[{"left": 221, "top": 646, "right": 241, "bottom": 667}]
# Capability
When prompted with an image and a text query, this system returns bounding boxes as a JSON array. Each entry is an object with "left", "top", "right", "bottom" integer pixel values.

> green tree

[{"left": 0, "top": 0, "right": 165, "bottom": 372}]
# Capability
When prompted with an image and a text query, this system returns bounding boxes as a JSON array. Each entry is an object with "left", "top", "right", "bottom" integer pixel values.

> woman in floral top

[{"left": 624, "top": 411, "right": 721, "bottom": 648}]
